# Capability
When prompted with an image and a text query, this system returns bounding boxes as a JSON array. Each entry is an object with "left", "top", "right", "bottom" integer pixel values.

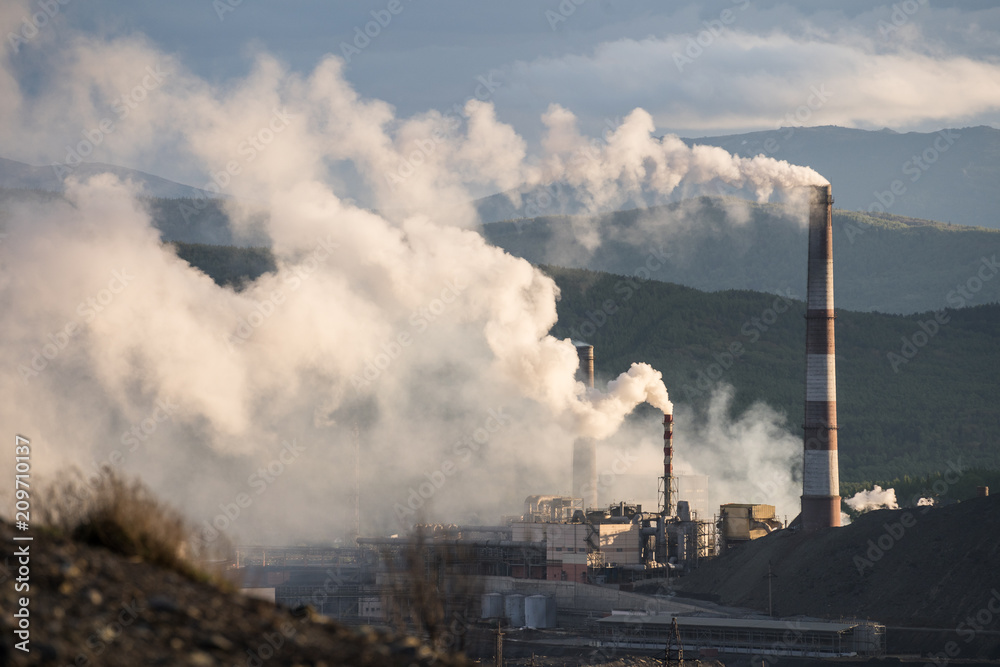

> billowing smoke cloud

[
  {"left": 845, "top": 485, "right": 900, "bottom": 513},
  {"left": 599, "top": 385, "right": 802, "bottom": 522},
  {"left": 0, "top": 15, "right": 823, "bottom": 543},
  {"left": 536, "top": 104, "right": 826, "bottom": 213}
]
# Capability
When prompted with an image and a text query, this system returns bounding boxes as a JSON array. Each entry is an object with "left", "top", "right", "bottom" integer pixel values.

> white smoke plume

[
  {"left": 0, "top": 16, "right": 820, "bottom": 542},
  {"left": 536, "top": 104, "right": 827, "bottom": 212},
  {"left": 845, "top": 485, "right": 900, "bottom": 513},
  {"left": 599, "top": 385, "right": 802, "bottom": 521}
]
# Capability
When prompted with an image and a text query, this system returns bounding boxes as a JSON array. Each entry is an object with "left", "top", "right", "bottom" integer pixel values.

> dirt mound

[
  {"left": 0, "top": 519, "right": 470, "bottom": 666},
  {"left": 675, "top": 496, "right": 1000, "bottom": 655}
]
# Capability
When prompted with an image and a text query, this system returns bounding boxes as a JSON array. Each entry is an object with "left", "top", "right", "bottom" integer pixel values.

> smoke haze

[
  {"left": 1, "top": 11, "right": 822, "bottom": 542},
  {"left": 845, "top": 485, "right": 900, "bottom": 513}
]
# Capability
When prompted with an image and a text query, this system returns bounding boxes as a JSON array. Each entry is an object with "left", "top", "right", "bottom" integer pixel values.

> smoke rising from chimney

[
  {"left": 0, "top": 23, "right": 825, "bottom": 539},
  {"left": 845, "top": 486, "right": 899, "bottom": 513}
]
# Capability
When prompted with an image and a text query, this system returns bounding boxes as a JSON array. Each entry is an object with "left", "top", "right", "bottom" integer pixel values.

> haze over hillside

[
  {"left": 475, "top": 126, "right": 1000, "bottom": 230},
  {"left": 483, "top": 199, "right": 1000, "bottom": 315},
  {"left": 0, "top": 157, "right": 216, "bottom": 200},
  {"left": 166, "top": 243, "right": 1000, "bottom": 484}
]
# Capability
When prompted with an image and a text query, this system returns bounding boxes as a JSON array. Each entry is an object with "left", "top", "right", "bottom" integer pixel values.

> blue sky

[{"left": 3, "top": 0, "right": 1000, "bottom": 180}]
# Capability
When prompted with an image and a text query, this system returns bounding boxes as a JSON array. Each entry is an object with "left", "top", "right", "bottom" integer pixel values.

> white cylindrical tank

[
  {"left": 525, "top": 595, "right": 548, "bottom": 629},
  {"left": 481, "top": 593, "right": 503, "bottom": 620},
  {"left": 504, "top": 594, "right": 525, "bottom": 627}
]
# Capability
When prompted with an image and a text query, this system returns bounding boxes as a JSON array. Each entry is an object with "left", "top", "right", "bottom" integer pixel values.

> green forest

[
  {"left": 540, "top": 265, "right": 1000, "bottom": 484},
  {"left": 482, "top": 198, "right": 1000, "bottom": 314},
  {"left": 170, "top": 241, "right": 999, "bottom": 488}
]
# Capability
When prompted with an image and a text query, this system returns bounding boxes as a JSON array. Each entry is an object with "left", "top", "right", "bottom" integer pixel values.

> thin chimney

[{"left": 573, "top": 342, "right": 597, "bottom": 510}]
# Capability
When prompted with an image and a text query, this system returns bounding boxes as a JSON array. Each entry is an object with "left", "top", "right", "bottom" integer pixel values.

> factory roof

[{"left": 597, "top": 614, "right": 864, "bottom": 633}]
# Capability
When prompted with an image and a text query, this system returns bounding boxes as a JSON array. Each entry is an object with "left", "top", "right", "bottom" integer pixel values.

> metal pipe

[{"left": 356, "top": 537, "right": 545, "bottom": 549}]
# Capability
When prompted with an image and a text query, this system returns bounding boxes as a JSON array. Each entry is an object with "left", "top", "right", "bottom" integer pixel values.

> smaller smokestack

[
  {"left": 574, "top": 342, "right": 594, "bottom": 388},
  {"left": 660, "top": 413, "right": 674, "bottom": 517},
  {"left": 573, "top": 342, "right": 597, "bottom": 510}
]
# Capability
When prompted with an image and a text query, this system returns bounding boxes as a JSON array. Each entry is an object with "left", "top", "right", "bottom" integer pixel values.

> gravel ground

[
  {"left": 0, "top": 518, "right": 471, "bottom": 666},
  {"left": 674, "top": 495, "right": 1000, "bottom": 659}
]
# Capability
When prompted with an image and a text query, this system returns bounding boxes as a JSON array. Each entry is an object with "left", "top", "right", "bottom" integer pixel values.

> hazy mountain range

[
  {"left": 476, "top": 125, "right": 1000, "bottom": 230},
  {"left": 0, "top": 157, "right": 215, "bottom": 200},
  {"left": 482, "top": 200, "right": 1000, "bottom": 315},
  {"left": 4, "top": 125, "right": 999, "bottom": 315}
]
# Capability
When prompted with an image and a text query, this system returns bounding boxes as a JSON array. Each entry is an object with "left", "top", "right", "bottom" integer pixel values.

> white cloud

[{"left": 502, "top": 30, "right": 1000, "bottom": 135}]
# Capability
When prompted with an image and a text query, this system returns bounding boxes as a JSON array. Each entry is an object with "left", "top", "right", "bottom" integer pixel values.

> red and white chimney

[{"left": 801, "top": 184, "right": 841, "bottom": 531}]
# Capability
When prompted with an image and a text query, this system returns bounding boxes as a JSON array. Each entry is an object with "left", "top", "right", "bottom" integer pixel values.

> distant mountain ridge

[
  {"left": 681, "top": 125, "right": 999, "bottom": 229},
  {"left": 0, "top": 156, "right": 216, "bottom": 200},
  {"left": 162, "top": 243, "right": 1000, "bottom": 482},
  {"left": 481, "top": 199, "right": 1000, "bottom": 315},
  {"left": 474, "top": 125, "right": 1000, "bottom": 230}
]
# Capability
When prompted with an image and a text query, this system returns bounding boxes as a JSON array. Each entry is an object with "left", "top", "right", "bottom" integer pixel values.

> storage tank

[
  {"left": 481, "top": 593, "right": 503, "bottom": 620},
  {"left": 525, "top": 595, "right": 547, "bottom": 629},
  {"left": 525, "top": 595, "right": 557, "bottom": 629},
  {"left": 504, "top": 594, "right": 525, "bottom": 627}
]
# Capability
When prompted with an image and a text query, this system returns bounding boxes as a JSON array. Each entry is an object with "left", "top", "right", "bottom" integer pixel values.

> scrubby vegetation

[{"left": 39, "top": 466, "right": 231, "bottom": 586}]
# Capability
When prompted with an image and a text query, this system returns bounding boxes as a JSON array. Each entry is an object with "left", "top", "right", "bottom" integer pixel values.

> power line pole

[
  {"left": 665, "top": 617, "right": 683, "bottom": 667},
  {"left": 494, "top": 621, "right": 504, "bottom": 667},
  {"left": 767, "top": 561, "right": 778, "bottom": 617}
]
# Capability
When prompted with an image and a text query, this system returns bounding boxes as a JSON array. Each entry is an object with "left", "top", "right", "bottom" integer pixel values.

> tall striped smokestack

[
  {"left": 573, "top": 342, "right": 597, "bottom": 510},
  {"left": 801, "top": 184, "right": 841, "bottom": 531}
]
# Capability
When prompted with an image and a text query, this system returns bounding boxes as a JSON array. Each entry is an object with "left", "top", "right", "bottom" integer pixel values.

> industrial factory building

[
  {"left": 596, "top": 614, "right": 885, "bottom": 658},
  {"left": 232, "top": 185, "right": 858, "bottom": 659}
]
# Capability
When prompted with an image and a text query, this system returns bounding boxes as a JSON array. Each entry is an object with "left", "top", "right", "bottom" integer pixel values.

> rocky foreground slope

[{"left": 0, "top": 518, "right": 470, "bottom": 666}]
